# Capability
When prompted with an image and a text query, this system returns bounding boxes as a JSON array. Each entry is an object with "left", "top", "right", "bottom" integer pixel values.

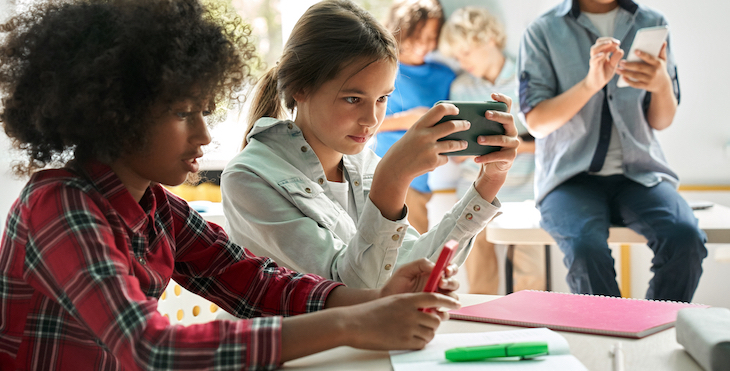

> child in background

[
  {"left": 220, "top": 0, "right": 519, "bottom": 289},
  {"left": 0, "top": 1, "right": 463, "bottom": 369},
  {"left": 518, "top": 0, "right": 705, "bottom": 301},
  {"left": 372, "top": 0, "right": 456, "bottom": 234},
  {"left": 439, "top": 6, "right": 545, "bottom": 294}
]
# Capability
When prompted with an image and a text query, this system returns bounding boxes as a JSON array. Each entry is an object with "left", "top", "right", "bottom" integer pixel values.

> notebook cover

[{"left": 450, "top": 290, "right": 709, "bottom": 338}]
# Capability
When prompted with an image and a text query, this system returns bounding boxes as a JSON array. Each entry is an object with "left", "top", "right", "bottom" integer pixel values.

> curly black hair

[{"left": 0, "top": 0, "right": 258, "bottom": 176}]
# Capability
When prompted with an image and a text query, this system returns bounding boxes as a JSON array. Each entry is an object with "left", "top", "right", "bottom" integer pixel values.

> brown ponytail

[{"left": 242, "top": 66, "right": 282, "bottom": 149}]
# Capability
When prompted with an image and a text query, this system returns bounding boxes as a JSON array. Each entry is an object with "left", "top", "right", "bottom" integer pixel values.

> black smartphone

[{"left": 434, "top": 100, "right": 508, "bottom": 156}]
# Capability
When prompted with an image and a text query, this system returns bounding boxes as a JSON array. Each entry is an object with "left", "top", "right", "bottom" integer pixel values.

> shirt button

[
  {"left": 384, "top": 264, "right": 392, "bottom": 270},
  {"left": 287, "top": 123, "right": 293, "bottom": 130},
  {"left": 396, "top": 226, "right": 404, "bottom": 232},
  {"left": 392, "top": 234, "right": 399, "bottom": 241},
  {"left": 300, "top": 146, "right": 307, "bottom": 152},
  {"left": 305, "top": 187, "right": 312, "bottom": 193},
  {"left": 465, "top": 213, "right": 473, "bottom": 220},
  {"left": 473, "top": 205, "right": 481, "bottom": 212},
  {"left": 138, "top": 257, "right": 146, "bottom": 265},
  {"left": 318, "top": 178, "right": 324, "bottom": 185},
  {"left": 353, "top": 180, "right": 360, "bottom": 186}
]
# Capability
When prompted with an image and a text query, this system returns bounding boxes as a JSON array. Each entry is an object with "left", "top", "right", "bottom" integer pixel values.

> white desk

[
  {"left": 486, "top": 202, "right": 730, "bottom": 294},
  {"left": 487, "top": 201, "right": 730, "bottom": 245},
  {"left": 281, "top": 294, "right": 702, "bottom": 370}
]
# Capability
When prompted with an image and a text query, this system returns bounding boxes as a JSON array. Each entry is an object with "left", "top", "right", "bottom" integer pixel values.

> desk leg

[
  {"left": 505, "top": 245, "right": 515, "bottom": 294},
  {"left": 545, "top": 245, "right": 552, "bottom": 291},
  {"left": 620, "top": 244, "right": 631, "bottom": 298}
]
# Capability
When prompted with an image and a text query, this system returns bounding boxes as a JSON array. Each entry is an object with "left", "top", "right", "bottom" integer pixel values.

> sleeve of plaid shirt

[{"left": 7, "top": 182, "right": 342, "bottom": 370}]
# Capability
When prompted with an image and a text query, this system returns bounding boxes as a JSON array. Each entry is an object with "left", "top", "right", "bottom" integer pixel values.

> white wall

[{"left": 642, "top": 0, "right": 730, "bottom": 185}]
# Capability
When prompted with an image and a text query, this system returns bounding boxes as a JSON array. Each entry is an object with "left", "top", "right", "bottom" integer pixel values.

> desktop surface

[
  {"left": 487, "top": 201, "right": 730, "bottom": 245},
  {"left": 281, "top": 294, "right": 702, "bottom": 370}
]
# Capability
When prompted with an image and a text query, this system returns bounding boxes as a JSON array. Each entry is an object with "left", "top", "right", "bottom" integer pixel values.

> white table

[
  {"left": 486, "top": 202, "right": 730, "bottom": 295},
  {"left": 281, "top": 294, "right": 702, "bottom": 370},
  {"left": 487, "top": 201, "right": 730, "bottom": 245}
]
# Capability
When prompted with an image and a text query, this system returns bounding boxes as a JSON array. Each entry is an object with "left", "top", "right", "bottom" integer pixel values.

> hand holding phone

[
  {"left": 617, "top": 25, "right": 669, "bottom": 88},
  {"left": 421, "top": 240, "right": 458, "bottom": 312},
  {"left": 434, "top": 101, "right": 508, "bottom": 156}
]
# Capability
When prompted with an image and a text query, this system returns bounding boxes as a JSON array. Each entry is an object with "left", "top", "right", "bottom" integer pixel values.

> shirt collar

[
  {"left": 247, "top": 117, "right": 292, "bottom": 142},
  {"left": 81, "top": 161, "right": 154, "bottom": 232},
  {"left": 557, "top": 0, "right": 638, "bottom": 18}
]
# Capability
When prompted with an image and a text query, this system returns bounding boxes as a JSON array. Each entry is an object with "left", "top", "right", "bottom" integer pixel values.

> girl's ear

[{"left": 292, "top": 89, "right": 308, "bottom": 104}]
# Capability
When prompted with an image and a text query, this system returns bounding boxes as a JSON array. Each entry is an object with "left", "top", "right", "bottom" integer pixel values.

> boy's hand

[
  {"left": 378, "top": 258, "right": 460, "bottom": 300},
  {"left": 616, "top": 42, "right": 671, "bottom": 93},
  {"left": 472, "top": 93, "right": 519, "bottom": 202},
  {"left": 584, "top": 37, "right": 624, "bottom": 93}
]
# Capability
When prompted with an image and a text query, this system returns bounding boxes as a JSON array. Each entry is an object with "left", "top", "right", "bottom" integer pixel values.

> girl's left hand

[
  {"left": 379, "top": 258, "right": 460, "bottom": 301},
  {"left": 472, "top": 93, "right": 519, "bottom": 202}
]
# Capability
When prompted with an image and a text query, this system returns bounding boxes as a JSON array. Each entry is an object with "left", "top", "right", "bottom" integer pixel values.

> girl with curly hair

[
  {"left": 220, "top": 0, "right": 518, "bottom": 289},
  {"left": 0, "top": 0, "right": 463, "bottom": 369}
]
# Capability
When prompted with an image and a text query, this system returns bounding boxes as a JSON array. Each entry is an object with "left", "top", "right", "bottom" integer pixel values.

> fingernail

[{"left": 486, "top": 111, "right": 494, "bottom": 118}]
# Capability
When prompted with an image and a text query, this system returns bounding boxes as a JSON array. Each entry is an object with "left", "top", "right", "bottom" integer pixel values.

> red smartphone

[
  {"left": 423, "top": 240, "right": 458, "bottom": 293},
  {"left": 421, "top": 240, "right": 458, "bottom": 313}
]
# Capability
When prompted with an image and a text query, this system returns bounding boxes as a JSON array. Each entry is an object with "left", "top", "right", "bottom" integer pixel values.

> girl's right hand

[
  {"left": 343, "top": 292, "right": 460, "bottom": 350},
  {"left": 379, "top": 103, "right": 470, "bottom": 186},
  {"left": 584, "top": 37, "right": 624, "bottom": 93}
]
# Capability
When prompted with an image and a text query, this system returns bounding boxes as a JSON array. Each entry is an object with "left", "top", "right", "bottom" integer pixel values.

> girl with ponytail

[{"left": 221, "top": 0, "right": 519, "bottom": 289}]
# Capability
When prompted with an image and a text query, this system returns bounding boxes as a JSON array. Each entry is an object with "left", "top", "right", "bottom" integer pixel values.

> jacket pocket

[{"left": 279, "top": 177, "right": 341, "bottom": 230}]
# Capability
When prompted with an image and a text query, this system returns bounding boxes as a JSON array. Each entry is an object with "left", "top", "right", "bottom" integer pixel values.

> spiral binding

[{"left": 522, "top": 290, "right": 708, "bottom": 306}]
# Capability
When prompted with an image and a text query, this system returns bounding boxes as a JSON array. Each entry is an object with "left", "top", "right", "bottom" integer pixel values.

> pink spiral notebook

[{"left": 450, "top": 290, "right": 709, "bottom": 338}]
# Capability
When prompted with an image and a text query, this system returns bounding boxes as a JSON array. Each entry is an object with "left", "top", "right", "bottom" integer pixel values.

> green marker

[{"left": 445, "top": 341, "right": 549, "bottom": 362}]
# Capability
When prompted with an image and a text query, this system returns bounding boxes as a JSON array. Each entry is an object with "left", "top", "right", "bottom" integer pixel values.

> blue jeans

[{"left": 538, "top": 174, "right": 707, "bottom": 302}]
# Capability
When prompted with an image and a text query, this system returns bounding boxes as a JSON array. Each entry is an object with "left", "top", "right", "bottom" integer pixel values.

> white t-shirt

[
  {"left": 328, "top": 179, "right": 358, "bottom": 221},
  {"left": 584, "top": 7, "right": 624, "bottom": 176}
]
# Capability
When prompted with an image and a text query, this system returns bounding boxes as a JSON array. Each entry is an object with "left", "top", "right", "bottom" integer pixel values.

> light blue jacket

[{"left": 221, "top": 118, "right": 499, "bottom": 288}]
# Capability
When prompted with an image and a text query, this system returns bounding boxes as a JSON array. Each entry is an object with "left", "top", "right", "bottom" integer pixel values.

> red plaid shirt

[{"left": 0, "top": 162, "right": 342, "bottom": 370}]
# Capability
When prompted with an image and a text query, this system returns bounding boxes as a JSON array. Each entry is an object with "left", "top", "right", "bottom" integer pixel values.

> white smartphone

[{"left": 617, "top": 25, "right": 669, "bottom": 88}]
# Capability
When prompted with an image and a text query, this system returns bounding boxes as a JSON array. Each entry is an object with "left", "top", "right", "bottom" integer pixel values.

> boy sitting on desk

[{"left": 517, "top": 0, "right": 707, "bottom": 302}]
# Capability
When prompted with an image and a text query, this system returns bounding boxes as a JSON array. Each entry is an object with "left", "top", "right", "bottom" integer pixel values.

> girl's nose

[{"left": 360, "top": 105, "right": 379, "bottom": 127}]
